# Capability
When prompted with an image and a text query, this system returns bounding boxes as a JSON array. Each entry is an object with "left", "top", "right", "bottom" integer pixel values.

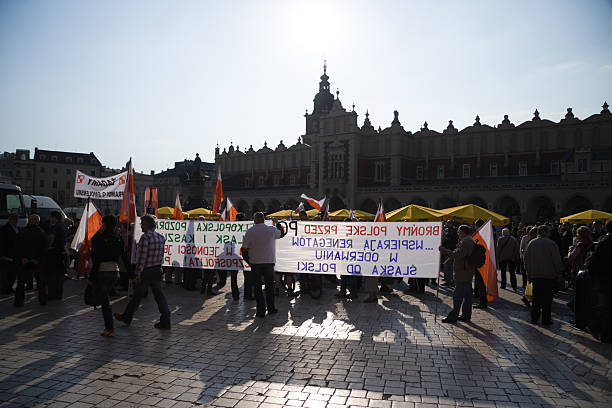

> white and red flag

[
  {"left": 472, "top": 219, "right": 499, "bottom": 302},
  {"left": 374, "top": 200, "right": 386, "bottom": 222},
  {"left": 220, "top": 197, "right": 238, "bottom": 221},
  {"left": 295, "top": 202, "right": 305, "bottom": 213},
  {"left": 213, "top": 169, "right": 223, "bottom": 214},
  {"left": 300, "top": 193, "right": 326, "bottom": 211},
  {"left": 70, "top": 201, "right": 102, "bottom": 277},
  {"left": 173, "top": 193, "right": 184, "bottom": 220},
  {"left": 119, "top": 158, "right": 136, "bottom": 224}
]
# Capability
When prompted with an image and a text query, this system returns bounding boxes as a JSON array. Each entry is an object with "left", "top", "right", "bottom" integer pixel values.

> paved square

[{"left": 0, "top": 277, "right": 610, "bottom": 407}]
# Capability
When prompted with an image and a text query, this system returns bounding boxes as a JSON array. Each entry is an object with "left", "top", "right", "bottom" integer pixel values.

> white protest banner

[
  {"left": 74, "top": 170, "right": 128, "bottom": 200},
  {"left": 135, "top": 218, "right": 441, "bottom": 277},
  {"left": 134, "top": 218, "right": 252, "bottom": 270},
  {"left": 275, "top": 220, "right": 442, "bottom": 277}
]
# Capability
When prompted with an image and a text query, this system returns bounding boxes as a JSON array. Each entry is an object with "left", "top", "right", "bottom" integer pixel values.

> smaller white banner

[{"left": 73, "top": 170, "right": 127, "bottom": 200}]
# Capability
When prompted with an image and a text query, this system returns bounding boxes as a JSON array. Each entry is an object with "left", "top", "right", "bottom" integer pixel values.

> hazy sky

[{"left": 1, "top": 0, "right": 611, "bottom": 173}]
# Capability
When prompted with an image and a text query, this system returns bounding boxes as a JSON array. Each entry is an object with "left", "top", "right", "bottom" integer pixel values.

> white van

[
  {"left": 23, "top": 195, "right": 67, "bottom": 223},
  {"left": 0, "top": 183, "right": 27, "bottom": 228}
]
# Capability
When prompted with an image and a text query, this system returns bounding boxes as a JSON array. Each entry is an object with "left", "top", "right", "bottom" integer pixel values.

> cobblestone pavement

[{"left": 0, "top": 276, "right": 610, "bottom": 408}]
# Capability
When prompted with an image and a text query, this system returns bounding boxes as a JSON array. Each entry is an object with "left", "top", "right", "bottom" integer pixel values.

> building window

[
  {"left": 53, "top": 168, "right": 58, "bottom": 174},
  {"left": 416, "top": 166, "right": 423, "bottom": 180},
  {"left": 16, "top": 170, "right": 21, "bottom": 177},
  {"left": 52, "top": 180, "right": 57, "bottom": 188},
  {"left": 519, "top": 161, "right": 528, "bottom": 176},
  {"left": 550, "top": 160, "right": 560, "bottom": 175},
  {"left": 77, "top": 158, "right": 83, "bottom": 164},
  {"left": 490, "top": 162, "right": 498, "bottom": 177},
  {"left": 375, "top": 161, "right": 385, "bottom": 182},
  {"left": 273, "top": 175, "right": 280, "bottom": 186},
  {"left": 258, "top": 175, "right": 264, "bottom": 186},
  {"left": 51, "top": 155, "right": 58, "bottom": 161},
  {"left": 91, "top": 158, "right": 96, "bottom": 164},
  {"left": 40, "top": 180, "right": 44, "bottom": 187},
  {"left": 289, "top": 175, "right": 296, "bottom": 185},
  {"left": 66, "top": 181, "right": 70, "bottom": 189},
  {"left": 462, "top": 164, "right": 471, "bottom": 178},
  {"left": 306, "top": 174, "right": 311, "bottom": 185},
  {"left": 244, "top": 177, "right": 251, "bottom": 188},
  {"left": 66, "top": 157, "right": 72, "bottom": 163},
  {"left": 66, "top": 169, "right": 71, "bottom": 175},
  {"left": 40, "top": 154, "right": 46, "bottom": 160},
  {"left": 437, "top": 165, "right": 444, "bottom": 179},
  {"left": 40, "top": 167, "right": 45, "bottom": 173},
  {"left": 577, "top": 158, "right": 588, "bottom": 173},
  {"left": 328, "top": 152, "right": 344, "bottom": 179},
  {"left": 91, "top": 170, "right": 95, "bottom": 176}
]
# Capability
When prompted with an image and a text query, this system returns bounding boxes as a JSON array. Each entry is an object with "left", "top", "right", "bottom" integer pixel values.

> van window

[{"left": 0, "top": 190, "right": 25, "bottom": 218}]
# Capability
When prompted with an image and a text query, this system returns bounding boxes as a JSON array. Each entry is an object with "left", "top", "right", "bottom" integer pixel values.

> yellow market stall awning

[
  {"left": 328, "top": 209, "right": 375, "bottom": 221},
  {"left": 266, "top": 209, "right": 319, "bottom": 219},
  {"left": 157, "top": 206, "right": 174, "bottom": 219},
  {"left": 184, "top": 208, "right": 218, "bottom": 219},
  {"left": 386, "top": 204, "right": 444, "bottom": 222},
  {"left": 439, "top": 204, "right": 510, "bottom": 226},
  {"left": 560, "top": 209, "right": 612, "bottom": 224}
]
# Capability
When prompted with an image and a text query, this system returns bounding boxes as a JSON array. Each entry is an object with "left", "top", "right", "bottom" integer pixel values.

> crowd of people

[{"left": 1, "top": 210, "right": 610, "bottom": 343}]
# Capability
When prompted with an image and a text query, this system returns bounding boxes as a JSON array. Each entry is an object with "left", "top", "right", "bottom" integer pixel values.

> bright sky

[{"left": 1, "top": 0, "right": 611, "bottom": 173}]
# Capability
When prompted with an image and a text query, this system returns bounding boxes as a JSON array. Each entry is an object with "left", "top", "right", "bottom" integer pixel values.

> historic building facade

[{"left": 216, "top": 65, "right": 612, "bottom": 223}]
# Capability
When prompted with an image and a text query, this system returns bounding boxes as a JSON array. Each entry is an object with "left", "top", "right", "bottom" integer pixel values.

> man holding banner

[
  {"left": 242, "top": 212, "right": 282, "bottom": 317},
  {"left": 440, "top": 225, "right": 475, "bottom": 323}
]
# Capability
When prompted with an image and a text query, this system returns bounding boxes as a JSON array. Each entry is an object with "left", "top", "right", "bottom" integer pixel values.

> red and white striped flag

[
  {"left": 374, "top": 200, "right": 386, "bottom": 222},
  {"left": 220, "top": 197, "right": 238, "bottom": 221},
  {"left": 213, "top": 169, "right": 223, "bottom": 214},
  {"left": 173, "top": 193, "right": 184, "bottom": 220},
  {"left": 300, "top": 193, "right": 326, "bottom": 211},
  {"left": 472, "top": 219, "right": 499, "bottom": 302},
  {"left": 295, "top": 202, "right": 305, "bottom": 213},
  {"left": 70, "top": 201, "right": 102, "bottom": 277}
]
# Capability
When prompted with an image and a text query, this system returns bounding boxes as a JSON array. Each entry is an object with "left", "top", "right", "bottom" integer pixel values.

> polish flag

[
  {"left": 348, "top": 209, "right": 358, "bottom": 221},
  {"left": 295, "top": 202, "right": 305, "bottom": 213},
  {"left": 70, "top": 201, "right": 102, "bottom": 277},
  {"left": 173, "top": 193, "right": 184, "bottom": 220},
  {"left": 213, "top": 169, "right": 223, "bottom": 214},
  {"left": 143, "top": 187, "right": 158, "bottom": 216},
  {"left": 220, "top": 197, "right": 238, "bottom": 221},
  {"left": 119, "top": 158, "right": 136, "bottom": 224},
  {"left": 472, "top": 219, "right": 499, "bottom": 302},
  {"left": 322, "top": 200, "right": 330, "bottom": 221},
  {"left": 300, "top": 193, "right": 326, "bottom": 211},
  {"left": 374, "top": 200, "right": 386, "bottom": 222}
]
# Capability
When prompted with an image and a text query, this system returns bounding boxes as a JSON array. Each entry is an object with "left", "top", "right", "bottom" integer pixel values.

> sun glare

[{"left": 285, "top": 0, "right": 345, "bottom": 57}]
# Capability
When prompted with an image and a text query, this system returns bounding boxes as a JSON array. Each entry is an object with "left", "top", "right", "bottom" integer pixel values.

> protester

[
  {"left": 441, "top": 222, "right": 458, "bottom": 287},
  {"left": 497, "top": 227, "right": 520, "bottom": 291},
  {"left": 115, "top": 215, "right": 171, "bottom": 330},
  {"left": 525, "top": 225, "right": 563, "bottom": 325},
  {"left": 336, "top": 217, "right": 359, "bottom": 299},
  {"left": 117, "top": 222, "right": 132, "bottom": 291},
  {"left": 0, "top": 213, "right": 19, "bottom": 294},
  {"left": 440, "top": 225, "right": 475, "bottom": 323},
  {"left": 90, "top": 215, "right": 123, "bottom": 337},
  {"left": 519, "top": 226, "right": 536, "bottom": 289},
  {"left": 46, "top": 211, "right": 67, "bottom": 300},
  {"left": 569, "top": 226, "right": 595, "bottom": 278},
  {"left": 587, "top": 219, "right": 612, "bottom": 342},
  {"left": 241, "top": 212, "right": 282, "bottom": 317},
  {"left": 14, "top": 215, "right": 47, "bottom": 306}
]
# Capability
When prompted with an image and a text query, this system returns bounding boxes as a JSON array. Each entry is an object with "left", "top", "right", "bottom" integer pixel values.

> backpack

[
  {"left": 469, "top": 242, "right": 486, "bottom": 268},
  {"left": 84, "top": 284, "right": 101, "bottom": 308}
]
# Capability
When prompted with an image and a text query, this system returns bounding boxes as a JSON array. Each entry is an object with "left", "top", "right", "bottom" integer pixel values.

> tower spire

[{"left": 324, "top": 59, "right": 327, "bottom": 75}]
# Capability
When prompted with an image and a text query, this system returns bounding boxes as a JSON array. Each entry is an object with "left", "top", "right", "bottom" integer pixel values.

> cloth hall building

[{"left": 216, "top": 65, "right": 612, "bottom": 223}]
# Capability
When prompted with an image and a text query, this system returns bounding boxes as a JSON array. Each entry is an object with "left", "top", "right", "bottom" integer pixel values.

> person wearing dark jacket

[
  {"left": 440, "top": 225, "right": 475, "bottom": 323},
  {"left": 90, "top": 215, "right": 123, "bottom": 337},
  {"left": 0, "top": 213, "right": 19, "bottom": 294},
  {"left": 587, "top": 219, "right": 612, "bottom": 342},
  {"left": 14, "top": 214, "right": 47, "bottom": 306}
]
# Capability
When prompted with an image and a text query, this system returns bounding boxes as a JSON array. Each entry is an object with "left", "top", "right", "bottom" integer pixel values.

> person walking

[
  {"left": 497, "top": 228, "right": 520, "bottom": 291},
  {"left": 525, "top": 225, "right": 563, "bottom": 325},
  {"left": 0, "top": 213, "right": 19, "bottom": 294},
  {"left": 241, "top": 212, "right": 283, "bottom": 317},
  {"left": 115, "top": 215, "right": 171, "bottom": 330},
  {"left": 90, "top": 215, "right": 123, "bottom": 337},
  {"left": 439, "top": 225, "right": 475, "bottom": 323},
  {"left": 46, "top": 211, "right": 68, "bottom": 300},
  {"left": 14, "top": 215, "right": 47, "bottom": 306}
]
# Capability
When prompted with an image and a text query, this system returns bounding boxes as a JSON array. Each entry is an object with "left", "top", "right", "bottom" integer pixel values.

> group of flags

[{"left": 69, "top": 164, "right": 498, "bottom": 302}]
